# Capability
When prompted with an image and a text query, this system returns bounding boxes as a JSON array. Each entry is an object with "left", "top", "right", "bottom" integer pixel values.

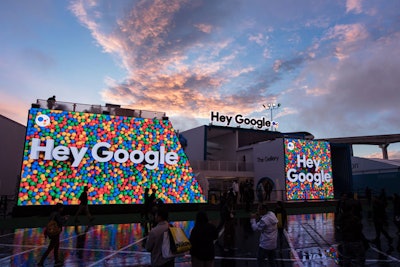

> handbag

[{"left": 162, "top": 226, "right": 191, "bottom": 258}]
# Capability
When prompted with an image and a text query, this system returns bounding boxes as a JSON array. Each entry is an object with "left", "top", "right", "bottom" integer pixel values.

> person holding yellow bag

[{"left": 145, "top": 208, "right": 174, "bottom": 267}]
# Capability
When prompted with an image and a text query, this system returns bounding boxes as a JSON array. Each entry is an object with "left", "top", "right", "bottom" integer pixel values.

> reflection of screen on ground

[
  {"left": 284, "top": 138, "right": 334, "bottom": 200},
  {"left": 18, "top": 108, "right": 206, "bottom": 206}
]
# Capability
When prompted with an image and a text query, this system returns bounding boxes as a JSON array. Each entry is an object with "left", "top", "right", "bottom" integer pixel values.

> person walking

[
  {"left": 145, "top": 207, "right": 174, "bottom": 267},
  {"left": 372, "top": 196, "right": 393, "bottom": 248},
  {"left": 189, "top": 211, "right": 218, "bottom": 267},
  {"left": 251, "top": 204, "right": 278, "bottom": 267},
  {"left": 37, "top": 203, "right": 69, "bottom": 266},
  {"left": 74, "top": 186, "right": 94, "bottom": 224}
]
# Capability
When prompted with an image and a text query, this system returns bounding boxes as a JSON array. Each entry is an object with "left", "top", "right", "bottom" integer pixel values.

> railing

[
  {"left": 190, "top": 160, "right": 254, "bottom": 172},
  {"left": 34, "top": 99, "right": 166, "bottom": 119}
]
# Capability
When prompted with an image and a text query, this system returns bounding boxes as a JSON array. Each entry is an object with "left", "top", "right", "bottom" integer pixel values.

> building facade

[{"left": 181, "top": 125, "right": 350, "bottom": 203}]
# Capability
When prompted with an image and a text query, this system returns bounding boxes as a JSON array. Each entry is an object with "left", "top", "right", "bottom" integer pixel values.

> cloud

[
  {"left": 68, "top": 0, "right": 400, "bottom": 140},
  {"left": 284, "top": 31, "right": 400, "bottom": 138},
  {"left": 71, "top": 0, "right": 283, "bottom": 122},
  {"left": 194, "top": 23, "right": 213, "bottom": 34},
  {"left": 324, "top": 23, "right": 369, "bottom": 60},
  {"left": 346, "top": 0, "right": 363, "bottom": 14},
  {"left": 249, "top": 33, "right": 268, "bottom": 46},
  {"left": 364, "top": 150, "right": 400, "bottom": 160}
]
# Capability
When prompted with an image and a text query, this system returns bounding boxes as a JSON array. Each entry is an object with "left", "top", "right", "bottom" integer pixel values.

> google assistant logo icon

[
  {"left": 287, "top": 141, "right": 294, "bottom": 151},
  {"left": 35, "top": 114, "right": 51, "bottom": 127}
]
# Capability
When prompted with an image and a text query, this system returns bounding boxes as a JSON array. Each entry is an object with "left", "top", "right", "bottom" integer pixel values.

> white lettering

[
  {"left": 52, "top": 146, "right": 69, "bottom": 161},
  {"left": 28, "top": 138, "right": 179, "bottom": 169},
  {"left": 287, "top": 168, "right": 331, "bottom": 186},
  {"left": 30, "top": 138, "right": 54, "bottom": 160},
  {"left": 92, "top": 142, "right": 113, "bottom": 162},
  {"left": 70, "top": 147, "right": 88, "bottom": 167}
]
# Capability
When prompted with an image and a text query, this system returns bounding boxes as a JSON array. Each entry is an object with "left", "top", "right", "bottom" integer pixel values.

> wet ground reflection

[{"left": 0, "top": 212, "right": 399, "bottom": 266}]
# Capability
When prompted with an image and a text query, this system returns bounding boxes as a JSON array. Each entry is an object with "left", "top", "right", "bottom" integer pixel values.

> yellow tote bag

[{"left": 168, "top": 226, "right": 191, "bottom": 254}]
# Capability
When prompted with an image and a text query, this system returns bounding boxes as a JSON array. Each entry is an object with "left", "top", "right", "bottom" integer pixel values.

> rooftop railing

[
  {"left": 190, "top": 160, "right": 254, "bottom": 172},
  {"left": 34, "top": 99, "right": 167, "bottom": 119}
]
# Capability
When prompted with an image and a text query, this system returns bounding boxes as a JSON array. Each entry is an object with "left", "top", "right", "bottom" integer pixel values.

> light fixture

[{"left": 263, "top": 102, "right": 281, "bottom": 131}]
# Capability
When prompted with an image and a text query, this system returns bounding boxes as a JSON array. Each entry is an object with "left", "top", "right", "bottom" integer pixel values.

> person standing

[
  {"left": 38, "top": 203, "right": 69, "bottom": 266},
  {"left": 264, "top": 181, "right": 272, "bottom": 201},
  {"left": 47, "top": 95, "right": 56, "bottom": 109},
  {"left": 189, "top": 211, "right": 218, "bottom": 267},
  {"left": 232, "top": 180, "right": 239, "bottom": 205},
  {"left": 74, "top": 186, "right": 94, "bottom": 223},
  {"left": 222, "top": 201, "right": 236, "bottom": 252},
  {"left": 338, "top": 204, "right": 366, "bottom": 266},
  {"left": 274, "top": 201, "right": 287, "bottom": 249},
  {"left": 365, "top": 187, "right": 372, "bottom": 219},
  {"left": 251, "top": 204, "right": 278, "bottom": 267},
  {"left": 256, "top": 181, "right": 265, "bottom": 204},
  {"left": 239, "top": 181, "right": 245, "bottom": 203},
  {"left": 145, "top": 207, "right": 174, "bottom": 267},
  {"left": 392, "top": 193, "right": 400, "bottom": 251}
]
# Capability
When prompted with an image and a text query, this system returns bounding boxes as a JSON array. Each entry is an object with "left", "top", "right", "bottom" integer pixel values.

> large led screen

[
  {"left": 285, "top": 138, "right": 333, "bottom": 200},
  {"left": 18, "top": 108, "right": 206, "bottom": 206}
]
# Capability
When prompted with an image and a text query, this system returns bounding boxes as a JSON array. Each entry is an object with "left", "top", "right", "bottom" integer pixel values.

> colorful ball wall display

[
  {"left": 17, "top": 108, "right": 206, "bottom": 206},
  {"left": 284, "top": 138, "right": 334, "bottom": 200}
]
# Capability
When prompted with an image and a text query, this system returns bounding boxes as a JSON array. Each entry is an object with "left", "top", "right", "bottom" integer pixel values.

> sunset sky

[{"left": 1, "top": 0, "right": 400, "bottom": 158}]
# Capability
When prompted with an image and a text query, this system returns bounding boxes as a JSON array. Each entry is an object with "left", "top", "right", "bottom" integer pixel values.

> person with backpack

[{"left": 37, "top": 203, "right": 69, "bottom": 266}]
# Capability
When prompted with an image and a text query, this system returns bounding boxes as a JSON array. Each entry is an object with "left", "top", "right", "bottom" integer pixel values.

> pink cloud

[
  {"left": 346, "top": 0, "right": 363, "bottom": 14},
  {"left": 194, "top": 23, "right": 213, "bottom": 33}
]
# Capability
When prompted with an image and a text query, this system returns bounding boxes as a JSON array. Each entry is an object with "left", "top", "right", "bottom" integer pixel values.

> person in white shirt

[
  {"left": 232, "top": 180, "right": 239, "bottom": 204},
  {"left": 250, "top": 204, "right": 278, "bottom": 267}
]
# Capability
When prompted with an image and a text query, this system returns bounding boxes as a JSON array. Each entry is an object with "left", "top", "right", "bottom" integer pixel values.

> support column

[{"left": 379, "top": 144, "right": 389, "bottom": 159}]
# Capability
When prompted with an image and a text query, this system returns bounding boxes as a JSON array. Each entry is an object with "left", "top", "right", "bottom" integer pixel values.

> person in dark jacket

[
  {"left": 190, "top": 211, "right": 218, "bottom": 267},
  {"left": 339, "top": 204, "right": 366, "bottom": 266},
  {"left": 275, "top": 201, "right": 288, "bottom": 249},
  {"left": 393, "top": 193, "right": 400, "bottom": 251},
  {"left": 74, "top": 185, "right": 94, "bottom": 223},
  {"left": 372, "top": 196, "right": 393, "bottom": 248},
  {"left": 38, "top": 203, "right": 69, "bottom": 266}
]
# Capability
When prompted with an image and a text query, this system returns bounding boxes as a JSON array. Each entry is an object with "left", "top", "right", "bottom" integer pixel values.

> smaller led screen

[
  {"left": 284, "top": 138, "right": 334, "bottom": 200},
  {"left": 18, "top": 108, "right": 206, "bottom": 206}
]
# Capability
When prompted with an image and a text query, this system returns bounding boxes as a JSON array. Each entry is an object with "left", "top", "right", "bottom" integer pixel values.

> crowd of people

[
  {"left": 36, "top": 183, "right": 400, "bottom": 267},
  {"left": 335, "top": 188, "right": 400, "bottom": 266}
]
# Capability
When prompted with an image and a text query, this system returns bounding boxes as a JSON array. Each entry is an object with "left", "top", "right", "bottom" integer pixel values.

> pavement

[{"left": 0, "top": 200, "right": 399, "bottom": 267}]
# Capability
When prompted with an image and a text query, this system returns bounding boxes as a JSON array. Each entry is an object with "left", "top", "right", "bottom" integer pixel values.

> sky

[{"left": 1, "top": 0, "right": 400, "bottom": 159}]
